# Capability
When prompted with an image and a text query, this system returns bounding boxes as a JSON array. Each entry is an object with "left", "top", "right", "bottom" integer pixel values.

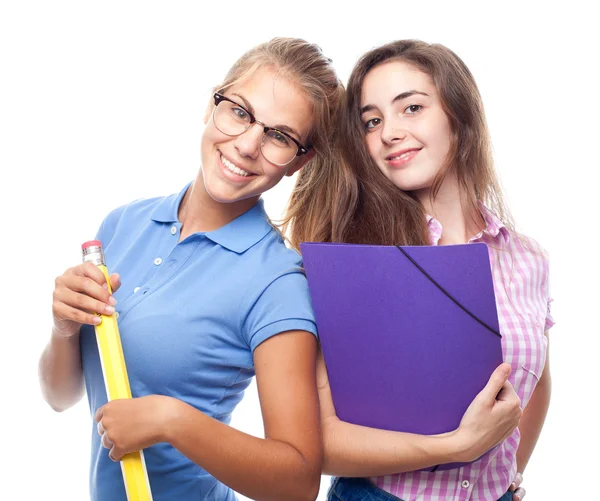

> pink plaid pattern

[{"left": 371, "top": 204, "right": 554, "bottom": 501}]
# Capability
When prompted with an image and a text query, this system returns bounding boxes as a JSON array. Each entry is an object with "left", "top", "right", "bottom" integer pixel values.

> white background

[{"left": 1, "top": 1, "right": 597, "bottom": 500}]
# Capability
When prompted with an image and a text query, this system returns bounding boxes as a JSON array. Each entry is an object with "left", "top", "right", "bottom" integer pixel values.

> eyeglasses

[{"left": 211, "top": 93, "right": 311, "bottom": 167}]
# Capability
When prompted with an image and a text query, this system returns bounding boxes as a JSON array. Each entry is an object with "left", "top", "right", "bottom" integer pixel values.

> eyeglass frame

[{"left": 211, "top": 92, "right": 311, "bottom": 166}]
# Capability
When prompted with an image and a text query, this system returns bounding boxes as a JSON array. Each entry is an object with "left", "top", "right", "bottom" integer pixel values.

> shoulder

[
  {"left": 240, "top": 230, "right": 317, "bottom": 346},
  {"left": 252, "top": 228, "right": 305, "bottom": 278},
  {"left": 509, "top": 230, "right": 549, "bottom": 258},
  {"left": 237, "top": 229, "right": 309, "bottom": 305},
  {"left": 505, "top": 230, "right": 551, "bottom": 277}
]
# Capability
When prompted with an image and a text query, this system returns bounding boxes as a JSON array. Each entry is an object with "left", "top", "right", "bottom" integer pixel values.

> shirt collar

[
  {"left": 150, "top": 183, "right": 190, "bottom": 223},
  {"left": 426, "top": 202, "right": 510, "bottom": 246},
  {"left": 476, "top": 201, "right": 510, "bottom": 245},
  {"left": 150, "top": 182, "right": 273, "bottom": 254},
  {"left": 203, "top": 200, "right": 273, "bottom": 253}
]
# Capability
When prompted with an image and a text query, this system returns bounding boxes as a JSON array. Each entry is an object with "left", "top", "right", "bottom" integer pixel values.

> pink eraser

[{"left": 81, "top": 240, "right": 102, "bottom": 250}]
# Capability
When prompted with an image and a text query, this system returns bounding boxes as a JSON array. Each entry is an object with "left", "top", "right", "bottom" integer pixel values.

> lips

[
  {"left": 385, "top": 148, "right": 422, "bottom": 161},
  {"left": 218, "top": 151, "right": 257, "bottom": 178},
  {"left": 385, "top": 147, "right": 421, "bottom": 168}
]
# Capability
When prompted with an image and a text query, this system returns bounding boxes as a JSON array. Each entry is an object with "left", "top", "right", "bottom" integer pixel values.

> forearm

[
  {"left": 165, "top": 399, "right": 321, "bottom": 501},
  {"left": 516, "top": 377, "right": 551, "bottom": 473},
  {"left": 322, "top": 415, "right": 468, "bottom": 477},
  {"left": 38, "top": 330, "right": 85, "bottom": 412}
]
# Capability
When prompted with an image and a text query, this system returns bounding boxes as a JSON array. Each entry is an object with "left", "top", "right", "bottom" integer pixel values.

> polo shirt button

[
  {"left": 154, "top": 257, "right": 163, "bottom": 266},
  {"left": 133, "top": 287, "right": 140, "bottom": 293},
  {"left": 461, "top": 480, "right": 470, "bottom": 489},
  {"left": 170, "top": 225, "right": 177, "bottom": 235}
]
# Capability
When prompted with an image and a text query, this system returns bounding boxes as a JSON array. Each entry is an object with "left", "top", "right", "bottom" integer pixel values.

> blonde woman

[{"left": 39, "top": 38, "right": 344, "bottom": 501}]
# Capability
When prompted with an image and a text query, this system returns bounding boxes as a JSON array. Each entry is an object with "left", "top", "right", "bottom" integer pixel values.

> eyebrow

[
  {"left": 360, "top": 90, "right": 430, "bottom": 115},
  {"left": 231, "top": 92, "right": 302, "bottom": 140}
]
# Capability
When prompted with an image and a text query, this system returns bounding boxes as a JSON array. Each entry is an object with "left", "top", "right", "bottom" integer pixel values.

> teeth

[
  {"left": 221, "top": 155, "right": 251, "bottom": 177},
  {"left": 391, "top": 151, "right": 415, "bottom": 161}
]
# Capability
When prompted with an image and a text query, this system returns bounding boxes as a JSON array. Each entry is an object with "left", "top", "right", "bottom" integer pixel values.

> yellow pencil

[{"left": 82, "top": 240, "right": 153, "bottom": 501}]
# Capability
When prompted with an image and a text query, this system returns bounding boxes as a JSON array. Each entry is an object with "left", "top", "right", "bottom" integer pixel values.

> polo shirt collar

[
  {"left": 151, "top": 182, "right": 273, "bottom": 254},
  {"left": 204, "top": 201, "right": 273, "bottom": 253},
  {"left": 150, "top": 183, "right": 189, "bottom": 223}
]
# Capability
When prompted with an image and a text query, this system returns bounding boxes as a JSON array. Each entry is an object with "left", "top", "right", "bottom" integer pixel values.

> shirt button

[
  {"left": 170, "top": 225, "right": 177, "bottom": 235},
  {"left": 461, "top": 480, "right": 470, "bottom": 489},
  {"left": 133, "top": 287, "right": 140, "bottom": 293},
  {"left": 154, "top": 257, "right": 162, "bottom": 266}
]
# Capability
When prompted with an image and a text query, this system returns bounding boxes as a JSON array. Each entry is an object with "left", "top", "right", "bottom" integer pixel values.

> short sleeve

[
  {"left": 241, "top": 271, "right": 318, "bottom": 352},
  {"left": 545, "top": 297, "right": 555, "bottom": 331},
  {"left": 542, "top": 251, "right": 555, "bottom": 331}
]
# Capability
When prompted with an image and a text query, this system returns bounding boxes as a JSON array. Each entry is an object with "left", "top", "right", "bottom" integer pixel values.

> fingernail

[
  {"left": 105, "top": 306, "right": 115, "bottom": 315},
  {"left": 109, "top": 297, "right": 117, "bottom": 306},
  {"left": 93, "top": 316, "right": 102, "bottom": 325}
]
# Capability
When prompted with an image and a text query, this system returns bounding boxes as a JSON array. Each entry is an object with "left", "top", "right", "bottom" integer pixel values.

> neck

[
  {"left": 178, "top": 170, "right": 259, "bottom": 240},
  {"left": 413, "top": 174, "right": 484, "bottom": 245}
]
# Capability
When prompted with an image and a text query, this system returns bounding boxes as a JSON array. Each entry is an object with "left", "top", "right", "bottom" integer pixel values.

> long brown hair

[
  {"left": 286, "top": 39, "right": 513, "bottom": 250},
  {"left": 210, "top": 37, "right": 344, "bottom": 198}
]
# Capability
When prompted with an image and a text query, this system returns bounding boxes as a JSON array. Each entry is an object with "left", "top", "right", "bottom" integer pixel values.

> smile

[
  {"left": 389, "top": 151, "right": 415, "bottom": 161},
  {"left": 385, "top": 148, "right": 421, "bottom": 167},
  {"left": 220, "top": 154, "right": 253, "bottom": 177}
]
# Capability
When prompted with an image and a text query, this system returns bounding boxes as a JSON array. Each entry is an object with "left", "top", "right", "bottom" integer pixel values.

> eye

[
  {"left": 364, "top": 117, "right": 382, "bottom": 131},
  {"left": 266, "top": 129, "right": 291, "bottom": 147},
  {"left": 405, "top": 104, "right": 423, "bottom": 115},
  {"left": 232, "top": 106, "right": 250, "bottom": 121}
]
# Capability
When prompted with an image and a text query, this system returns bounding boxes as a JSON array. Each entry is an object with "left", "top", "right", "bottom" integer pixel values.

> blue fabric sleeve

[{"left": 242, "top": 271, "right": 318, "bottom": 353}]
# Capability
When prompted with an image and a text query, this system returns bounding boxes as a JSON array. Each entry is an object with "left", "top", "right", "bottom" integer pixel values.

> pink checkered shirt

[{"left": 370, "top": 204, "right": 554, "bottom": 501}]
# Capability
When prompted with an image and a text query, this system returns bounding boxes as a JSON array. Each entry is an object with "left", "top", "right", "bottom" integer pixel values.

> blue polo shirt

[{"left": 80, "top": 183, "right": 318, "bottom": 501}]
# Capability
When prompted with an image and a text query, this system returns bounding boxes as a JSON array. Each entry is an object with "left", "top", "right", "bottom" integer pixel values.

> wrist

[
  {"left": 443, "top": 428, "right": 477, "bottom": 463},
  {"left": 51, "top": 326, "right": 80, "bottom": 343},
  {"left": 160, "top": 397, "right": 190, "bottom": 444}
]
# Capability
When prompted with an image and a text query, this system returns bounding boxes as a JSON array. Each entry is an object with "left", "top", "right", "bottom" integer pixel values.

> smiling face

[
  {"left": 360, "top": 60, "right": 453, "bottom": 194},
  {"left": 200, "top": 67, "right": 314, "bottom": 207}
]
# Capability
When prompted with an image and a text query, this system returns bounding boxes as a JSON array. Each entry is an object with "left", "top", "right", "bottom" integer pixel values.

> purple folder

[{"left": 300, "top": 242, "right": 503, "bottom": 471}]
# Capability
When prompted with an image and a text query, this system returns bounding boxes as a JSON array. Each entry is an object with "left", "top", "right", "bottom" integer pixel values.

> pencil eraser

[{"left": 82, "top": 240, "right": 103, "bottom": 250}]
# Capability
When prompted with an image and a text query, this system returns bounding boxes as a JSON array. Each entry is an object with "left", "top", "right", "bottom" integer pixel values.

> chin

[
  {"left": 204, "top": 185, "right": 244, "bottom": 205},
  {"left": 205, "top": 183, "right": 261, "bottom": 206},
  {"left": 387, "top": 172, "right": 434, "bottom": 193}
]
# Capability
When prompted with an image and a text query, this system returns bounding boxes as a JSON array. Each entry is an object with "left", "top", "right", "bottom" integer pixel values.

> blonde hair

[{"left": 210, "top": 37, "right": 344, "bottom": 182}]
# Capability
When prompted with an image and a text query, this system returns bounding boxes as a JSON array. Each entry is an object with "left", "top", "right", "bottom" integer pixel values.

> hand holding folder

[{"left": 301, "top": 242, "right": 505, "bottom": 471}]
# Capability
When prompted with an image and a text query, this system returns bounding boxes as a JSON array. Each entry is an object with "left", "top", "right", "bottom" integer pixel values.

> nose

[
  {"left": 234, "top": 122, "right": 263, "bottom": 160},
  {"left": 380, "top": 118, "right": 408, "bottom": 145}
]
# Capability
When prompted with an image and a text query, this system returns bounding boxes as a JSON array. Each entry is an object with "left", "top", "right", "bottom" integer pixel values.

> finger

[
  {"left": 109, "top": 273, "right": 121, "bottom": 293},
  {"left": 495, "top": 381, "right": 512, "bottom": 401},
  {"left": 67, "top": 264, "right": 115, "bottom": 303},
  {"left": 97, "top": 420, "right": 105, "bottom": 436},
  {"left": 72, "top": 262, "right": 110, "bottom": 286},
  {"left": 513, "top": 472, "right": 523, "bottom": 488},
  {"left": 495, "top": 381, "right": 520, "bottom": 407},
  {"left": 109, "top": 446, "right": 122, "bottom": 462},
  {"left": 514, "top": 487, "right": 526, "bottom": 500},
  {"left": 94, "top": 407, "right": 104, "bottom": 423},
  {"left": 57, "top": 288, "right": 115, "bottom": 317},
  {"left": 481, "top": 363, "right": 511, "bottom": 401},
  {"left": 54, "top": 302, "right": 102, "bottom": 327},
  {"left": 101, "top": 432, "right": 113, "bottom": 450}
]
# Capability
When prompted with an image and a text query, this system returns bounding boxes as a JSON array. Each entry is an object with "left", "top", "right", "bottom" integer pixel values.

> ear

[{"left": 285, "top": 149, "right": 317, "bottom": 177}]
